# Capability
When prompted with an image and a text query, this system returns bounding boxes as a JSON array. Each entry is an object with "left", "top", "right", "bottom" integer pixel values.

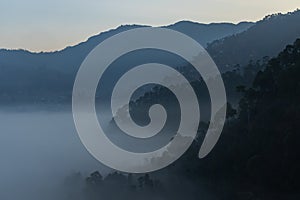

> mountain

[
  {"left": 0, "top": 21, "right": 253, "bottom": 105},
  {"left": 0, "top": 21, "right": 253, "bottom": 74},
  {"left": 207, "top": 9, "right": 300, "bottom": 71},
  {"left": 166, "top": 21, "right": 253, "bottom": 47},
  {"left": 64, "top": 39, "right": 300, "bottom": 200}
]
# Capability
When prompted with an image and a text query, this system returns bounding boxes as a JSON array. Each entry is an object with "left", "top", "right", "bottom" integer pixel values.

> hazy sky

[{"left": 0, "top": 0, "right": 299, "bottom": 52}]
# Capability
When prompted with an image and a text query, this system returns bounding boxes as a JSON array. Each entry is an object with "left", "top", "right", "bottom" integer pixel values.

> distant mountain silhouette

[
  {"left": 2, "top": 8, "right": 300, "bottom": 106},
  {"left": 0, "top": 21, "right": 253, "bottom": 74},
  {"left": 207, "top": 9, "right": 300, "bottom": 71},
  {"left": 0, "top": 21, "right": 253, "bottom": 105},
  {"left": 166, "top": 21, "right": 253, "bottom": 47}
]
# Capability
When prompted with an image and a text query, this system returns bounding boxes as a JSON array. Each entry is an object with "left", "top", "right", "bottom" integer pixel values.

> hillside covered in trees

[
  {"left": 63, "top": 39, "right": 300, "bottom": 200},
  {"left": 207, "top": 9, "right": 300, "bottom": 71}
]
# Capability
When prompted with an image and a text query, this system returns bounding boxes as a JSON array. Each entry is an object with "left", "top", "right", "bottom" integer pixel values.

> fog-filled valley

[
  {"left": 1, "top": 9, "right": 300, "bottom": 200},
  {"left": 0, "top": 112, "right": 111, "bottom": 200}
]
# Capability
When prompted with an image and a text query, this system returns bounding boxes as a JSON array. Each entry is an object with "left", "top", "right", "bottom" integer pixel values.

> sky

[{"left": 0, "top": 0, "right": 299, "bottom": 52}]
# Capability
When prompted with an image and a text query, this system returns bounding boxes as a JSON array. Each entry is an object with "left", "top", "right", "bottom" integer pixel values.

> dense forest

[
  {"left": 2, "top": 1, "right": 300, "bottom": 199},
  {"left": 62, "top": 38, "right": 300, "bottom": 200},
  {"left": 1, "top": 9, "right": 300, "bottom": 200}
]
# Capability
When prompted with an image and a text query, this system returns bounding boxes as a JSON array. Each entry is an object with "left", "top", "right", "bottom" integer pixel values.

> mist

[{"left": 0, "top": 110, "right": 111, "bottom": 200}]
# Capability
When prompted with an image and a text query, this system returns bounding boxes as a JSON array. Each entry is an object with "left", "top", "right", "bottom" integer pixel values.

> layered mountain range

[{"left": 0, "top": 9, "right": 300, "bottom": 106}]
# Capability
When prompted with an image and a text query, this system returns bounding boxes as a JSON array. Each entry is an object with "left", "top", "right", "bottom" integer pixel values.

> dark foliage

[{"left": 65, "top": 39, "right": 300, "bottom": 200}]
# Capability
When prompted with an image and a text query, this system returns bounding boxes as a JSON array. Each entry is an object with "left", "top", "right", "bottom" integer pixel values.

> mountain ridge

[
  {"left": 0, "top": 20, "right": 254, "bottom": 77},
  {"left": 207, "top": 9, "right": 300, "bottom": 71},
  {"left": 1, "top": 9, "right": 300, "bottom": 106},
  {"left": 0, "top": 21, "right": 253, "bottom": 54}
]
